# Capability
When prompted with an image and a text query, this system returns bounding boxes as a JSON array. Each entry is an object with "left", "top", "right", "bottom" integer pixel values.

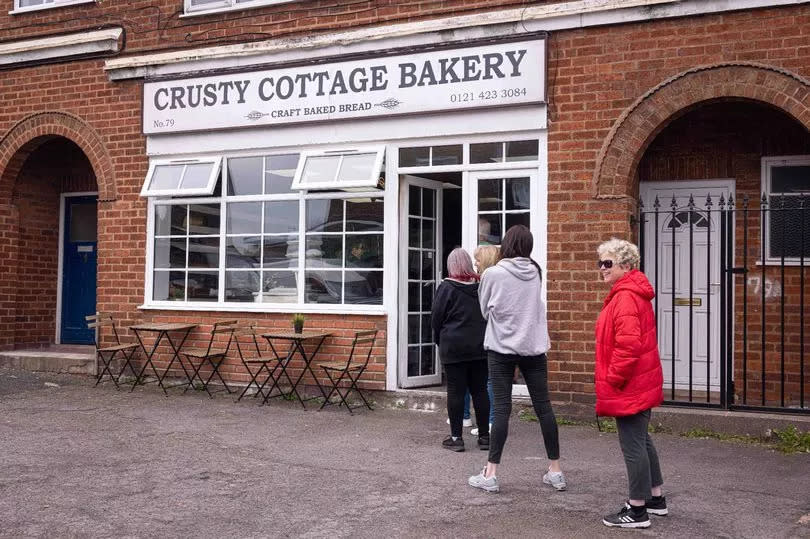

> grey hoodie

[{"left": 478, "top": 257, "right": 551, "bottom": 356}]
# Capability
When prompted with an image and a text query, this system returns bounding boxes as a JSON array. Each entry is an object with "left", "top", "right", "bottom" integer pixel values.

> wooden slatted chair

[
  {"left": 86, "top": 313, "right": 140, "bottom": 390},
  {"left": 181, "top": 320, "right": 237, "bottom": 398},
  {"left": 318, "top": 329, "right": 378, "bottom": 414}
]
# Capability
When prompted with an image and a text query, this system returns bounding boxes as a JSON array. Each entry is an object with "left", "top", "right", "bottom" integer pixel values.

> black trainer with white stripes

[{"left": 602, "top": 503, "right": 651, "bottom": 528}]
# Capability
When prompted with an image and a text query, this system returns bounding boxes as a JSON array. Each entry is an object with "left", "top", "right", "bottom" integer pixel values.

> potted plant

[{"left": 292, "top": 313, "right": 305, "bottom": 334}]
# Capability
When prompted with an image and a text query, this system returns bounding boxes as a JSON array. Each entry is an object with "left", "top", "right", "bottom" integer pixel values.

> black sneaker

[
  {"left": 477, "top": 435, "right": 490, "bottom": 450},
  {"left": 442, "top": 435, "right": 465, "bottom": 452},
  {"left": 645, "top": 496, "right": 668, "bottom": 516},
  {"left": 602, "top": 504, "right": 651, "bottom": 528}
]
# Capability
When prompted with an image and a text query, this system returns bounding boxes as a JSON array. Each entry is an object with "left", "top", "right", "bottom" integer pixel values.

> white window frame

[
  {"left": 183, "top": 0, "right": 296, "bottom": 17},
  {"left": 291, "top": 147, "right": 385, "bottom": 191},
  {"left": 10, "top": 0, "right": 93, "bottom": 14},
  {"left": 144, "top": 151, "right": 386, "bottom": 313},
  {"left": 761, "top": 155, "right": 810, "bottom": 265},
  {"left": 140, "top": 157, "right": 222, "bottom": 197}
]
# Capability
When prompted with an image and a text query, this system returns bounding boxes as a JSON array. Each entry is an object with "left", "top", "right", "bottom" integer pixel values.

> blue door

[{"left": 60, "top": 195, "right": 97, "bottom": 344}]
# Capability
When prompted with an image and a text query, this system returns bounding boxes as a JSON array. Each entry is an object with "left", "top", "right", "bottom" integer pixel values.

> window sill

[
  {"left": 138, "top": 302, "right": 387, "bottom": 316},
  {"left": 9, "top": 0, "right": 95, "bottom": 15},
  {"left": 754, "top": 260, "right": 810, "bottom": 267},
  {"left": 179, "top": 0, "right": 296, "bottom": 18}
]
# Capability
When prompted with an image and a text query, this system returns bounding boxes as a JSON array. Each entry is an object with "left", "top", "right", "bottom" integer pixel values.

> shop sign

[{"left": 143, "top": 38, "right": 545, "bottom": 134}]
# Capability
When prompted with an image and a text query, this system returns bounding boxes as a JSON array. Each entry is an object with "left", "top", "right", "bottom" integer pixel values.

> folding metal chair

[
  {"left": 233, "top": 323, "right": 293, "bottom": 403},
  {"left": 318, "top": 329, "right": 378, "bottom": 414},
  {"left": 181, "top": 320, "right": 237, "bottom": 398},
  {"left": 86, "top": 313, "right": 140, "bottom": 390}
]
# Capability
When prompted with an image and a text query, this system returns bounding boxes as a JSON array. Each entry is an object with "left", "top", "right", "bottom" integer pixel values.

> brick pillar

[{"left": 0, "top": 203, "right": 19, "bottom": 350}]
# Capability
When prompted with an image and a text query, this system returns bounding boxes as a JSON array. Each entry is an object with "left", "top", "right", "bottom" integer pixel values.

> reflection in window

[
  {"left": 477, "top": 177, "right": 531, "bottom": 245},
  {"left": 767, "top": 163, "right": 810, "bottom": 259}
]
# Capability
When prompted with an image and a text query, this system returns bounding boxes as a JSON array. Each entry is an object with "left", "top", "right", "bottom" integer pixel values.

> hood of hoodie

[
  {"left": 603, "top": 269, "right": 655, "bottom": 306},
  {"left": 497, "top": 257, "right": 539, "bottom": 281},
  {"left": 445, "top": 279, "right": 480, "bottom": 298}
]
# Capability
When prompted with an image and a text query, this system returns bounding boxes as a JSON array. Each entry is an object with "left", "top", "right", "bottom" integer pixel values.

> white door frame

[
  {"left": 398, "top": 175, "right": 445, "bottom": 388},
  {"left": 639, "top": 179, "right": 735, "bottom": 391},
  {"left": 55, "top": 191, "right": 99, "bottom": 344}
]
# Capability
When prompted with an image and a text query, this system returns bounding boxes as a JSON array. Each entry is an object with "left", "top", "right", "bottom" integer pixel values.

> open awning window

[
  {"left": 291, "top": 147, "right": 384, "bottom": 191},
  {"left": 140, "top": 157, "right": 222, "bottom": 197}
]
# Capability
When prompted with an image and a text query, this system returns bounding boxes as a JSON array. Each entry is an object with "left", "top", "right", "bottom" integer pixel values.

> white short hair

[{"left": 597, "top": 238, "right": 640, "bottom": 269}]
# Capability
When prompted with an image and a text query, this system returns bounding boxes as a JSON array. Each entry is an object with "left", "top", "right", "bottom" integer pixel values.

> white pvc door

[
  {"left": 640, "top": 180, "right": 733, "bottom": 391},
  {"left": 399, "top": 176, "right": 443, "bottom": 388}
]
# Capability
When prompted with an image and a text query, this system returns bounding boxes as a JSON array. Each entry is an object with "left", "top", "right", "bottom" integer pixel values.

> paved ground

[{"left": 1, "top": 368, "right": 808, "bottom": 539}]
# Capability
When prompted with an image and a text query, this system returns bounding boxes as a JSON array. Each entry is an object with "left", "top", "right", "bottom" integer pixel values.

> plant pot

[{"left": 293, "top": 322, "right": 304, "bottom": 334}]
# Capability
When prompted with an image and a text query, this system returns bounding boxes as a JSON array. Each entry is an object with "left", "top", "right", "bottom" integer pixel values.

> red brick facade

[{"left": 1, "top": 2, "right": 809, "bottom": 404}]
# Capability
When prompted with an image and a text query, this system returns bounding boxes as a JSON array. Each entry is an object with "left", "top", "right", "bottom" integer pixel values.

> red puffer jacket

[{"left": 595, "top": 269, "right": 663, "bottom": 417}]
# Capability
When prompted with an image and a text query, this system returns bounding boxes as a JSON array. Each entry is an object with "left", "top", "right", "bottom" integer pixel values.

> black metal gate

[{"left": 637, "top": 193, "right": 809, "bottom": 414}]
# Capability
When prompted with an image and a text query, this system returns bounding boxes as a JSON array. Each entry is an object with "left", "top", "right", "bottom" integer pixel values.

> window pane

[
  {"left": 187, "top": 272, "right": 218, "bottom": 301},
  {"left": 478, "top": 214, "right": 502, "bottom": 245},
  {"left": 227, "top": 156, "right": 263, "bottom": 196},
  {"left": 505, "top": 212, "right": 530, "bottom": 232},
  {"left": 345, "top": 235, "right": 383, "bottom": 268},
  {"left": 346, "top": 199, "right": 383, "bottom": 231},
  {"left": 225, "top": 270, "right": 259, "bottom": 302},
  {"left": 188, "top": 237, "right": 219, "bottom": 268},
  {"left": 306, "top": 199, "right": 344, "bottom": 232},
  {"left": 226, "top": 236, "right": 261, "bottom": 268},
  {"left": 421, "top": 345, "right": 435, "bottom": 375},
  {"left": 407, "top": 347, "right": 420, "bottom": 377},
  {"left": 263, "top": 235, "right": 298, "bottom": 268},
  {"left": 170, "top": 205, "right": 187, "bottom": 235},
  {"left": 408, "top": 250, "right": 420, "bottom": 280},
  {"left": 301, "top": 155, "right": 339, "bottom": 185},
  {"left": 154, "top": 205, "right": 173, "bottom": 236},
  {"left": 506, "top": 178, "right": 530, "bottom": 210},
  {"left": 421, "top": 251, "right": 434, "bottom": 280},
  {"left": 153, "top": 271, "right": 185, "bottom": 301},
  {"left": 227, "top": 202, "right": 261, "bottom": 234},
  {"left": 154, "top": 238, "right": 172, "bottom": 268},
  {"left": 772, "top": 165, "right": 810, "bottom": 193},
  {"left": 421, "top": 282, "right": 434, "bottom": 311},
  {"left": 180, "top": 163, "right": 215, "bottom": 189},
  {"left": 262, "top": 271, "right": 298, "bottom": 303},
  {"left": 344, "top": 271, "right": 383, "bottom": 304},
  {"left": 305, "top": 271, "right": 341, "bottom": 303},
  {"left": 266, "top": 154, "right": 298, "bottom": 194},
  {"left": 399, "top": 147, "right": 430, "bottom": 167},
  {"left": 409, "top": 185, "right": 420, "bottom": 216},
  {"left": 422, "top": 189, "right": 435, "bottom": 218},
  {"left": 431, "top": 145, "right": 462, "bottom": 166},
  {"left": 421, "top": 219, "right": 435, "bottom": 249},
  {"left": 478, "top": 179, "right": 502, "bottom": 211},
  {"left": 470, "top": 142, "right": 503, "bottom": 164},
  {"left": 408, "top": 315, "right": 420, "bottom": 343},
  {"left": 69, "top": 203, "right": 97, "bottom": 242},
  {"left": 505, "top": 139, "right": 539, "bottom": 162},
  {"left": 264, "top": 201, "right": 299, "bottom": 233},
  {"left": 188, "top": 204, "right": 220, "bottom": 235},
  {"left": 337, "top": 153, "right": 377, "bottom": 184},
  {"left": 149, "top": 165, "right": 183, "bottom": 191},
  {"left": 408, "top": 218, "right": 420, "bottom": 248},
  {"left": 305, "top": 235, "right": 343, "bottom": 267},
  {"left": 769, "top": 195, "right": 810, "bottom": 258},
  {"left": 408, "top": 282, "right": 420, "bottom": 311},
  {"left": 421, "top": 314, "right": 432, "bottom": 342}
]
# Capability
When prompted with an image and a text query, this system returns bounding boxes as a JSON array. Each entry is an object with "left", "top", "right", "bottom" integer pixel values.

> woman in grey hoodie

[{"left": 467, "top": 225, "right": 565, "bottom": 493}]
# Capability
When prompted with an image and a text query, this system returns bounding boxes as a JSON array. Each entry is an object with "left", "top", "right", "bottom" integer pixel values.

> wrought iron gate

[{"left": 637, "top": 193, "right": 809, "bottom": 414}]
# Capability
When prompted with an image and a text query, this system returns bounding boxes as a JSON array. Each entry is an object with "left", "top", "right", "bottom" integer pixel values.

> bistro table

[
  {"left": 129, "top": 322, "right": 198, "bottom": 396},
  {"left": 261, "top": 330, "right": 332, "bottom": 409}
]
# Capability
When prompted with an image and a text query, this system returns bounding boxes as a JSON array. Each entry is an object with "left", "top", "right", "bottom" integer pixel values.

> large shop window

[
  {"left": 763, "top": 157, "right": 810, "bottom": 262},
  {"left": 185, "top": 0, "right": 293, "bottom": 14},
  {"left": 147, "top": 152, "right": 385, "bottom": 308}
]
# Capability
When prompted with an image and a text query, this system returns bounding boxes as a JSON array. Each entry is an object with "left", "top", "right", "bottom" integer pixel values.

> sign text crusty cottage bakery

[{"left": 143, "top": 39, "right": 545, "bottom": 134}]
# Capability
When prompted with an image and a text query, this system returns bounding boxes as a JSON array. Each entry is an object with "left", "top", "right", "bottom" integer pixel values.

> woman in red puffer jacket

[{"left": 595, "top": 238, "right": 665, "bottom": 530}]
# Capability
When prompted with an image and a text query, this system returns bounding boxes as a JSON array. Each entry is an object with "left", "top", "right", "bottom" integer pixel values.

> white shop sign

[{"left": 143, "top": 38, "right": 545, "bottom": 135}]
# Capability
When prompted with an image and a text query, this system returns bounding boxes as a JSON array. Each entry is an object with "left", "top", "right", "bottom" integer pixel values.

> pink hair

[{"left": 447, "top": 248, "right": 479, "bottom": 282}]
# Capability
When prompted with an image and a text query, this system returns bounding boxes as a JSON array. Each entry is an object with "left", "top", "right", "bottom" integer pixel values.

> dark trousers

[
  {"left": 616, "top": 409, "right": 664, "bottom": 500},
  {"left": 445, "top": 360, "right": 490, "bottom": 438},
  {"left": 487, "top": 351, "right": 560, "bottom": 464}
]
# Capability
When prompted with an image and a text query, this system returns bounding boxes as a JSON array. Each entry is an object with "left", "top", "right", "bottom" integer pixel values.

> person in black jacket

[{"left": 431, "top": 248, "right": 490, "bottom": 452}]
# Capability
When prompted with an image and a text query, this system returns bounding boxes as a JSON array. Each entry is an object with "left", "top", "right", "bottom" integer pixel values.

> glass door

[{"left": 399, "top": 175, "right": 443, "bottom": 388}]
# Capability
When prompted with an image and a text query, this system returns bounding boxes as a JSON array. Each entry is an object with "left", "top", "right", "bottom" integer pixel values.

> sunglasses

[{"left": 598, "top": 259, "right": 614, "bottom": 269}]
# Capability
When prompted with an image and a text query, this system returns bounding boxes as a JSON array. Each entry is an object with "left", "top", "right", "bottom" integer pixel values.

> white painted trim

[
  {"left": 104, "top": 0, "right": 807, "bottom": 80},
  {"left": 0, "top": 28, "right": 121, "bottom": 67},
  {"left": 181, "top": 0, "right": 297, "bottom": 18},
  {"left": 761, "top": 155, "right": 810, "bottom": 265},
  {"left": 55, "top": 191, "right": 99, "bottom": 345},
  {"left": 384, "top": 146, "right": 399, "bottom": 391},
  {"left": 10, "top": 0, "right": 94, "bottom": 15}
]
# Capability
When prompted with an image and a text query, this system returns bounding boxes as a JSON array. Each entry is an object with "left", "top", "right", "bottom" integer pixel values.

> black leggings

[
  {"left": 445, "top": 360, "right": 489, "bottom": 438},
  {"left": 488, "top": 351, "right": 560, "bottom": 464}
]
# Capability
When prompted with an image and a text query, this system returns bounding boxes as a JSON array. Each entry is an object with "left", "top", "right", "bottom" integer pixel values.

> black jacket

[{"left": 431, "top": 279, "right": 487, "bottom": 364}]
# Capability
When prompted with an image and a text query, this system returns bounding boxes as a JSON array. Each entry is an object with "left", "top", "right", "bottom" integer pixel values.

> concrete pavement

[{"left": 0, "top": 368, "right": 808, "bottom": 538}]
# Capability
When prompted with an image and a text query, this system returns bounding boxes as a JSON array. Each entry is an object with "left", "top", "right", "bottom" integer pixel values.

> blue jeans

[{"left": 463, "top": 380, "right": 494, "bottom": 421}]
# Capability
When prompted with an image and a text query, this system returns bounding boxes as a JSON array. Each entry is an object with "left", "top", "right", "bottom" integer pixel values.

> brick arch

[
  {"left": 593, "top": 63, "right": 810, "bottom": 199},
  {"left": 0, "top": 112, "right": 116, "bottom": 201}
]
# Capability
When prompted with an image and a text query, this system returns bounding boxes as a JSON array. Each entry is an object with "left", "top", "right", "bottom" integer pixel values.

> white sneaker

[
  {"left": 542, "top": 469, "right": 567, "bottom": 491},
  {"left": 468, "top": 468, "right": 499, "bottom": 493},
  {"left": 470, "top": 423, "right": 493, "bottom": 436},
  {"left": 447, "top": 417, "right": 474, "bottom": 427}
]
